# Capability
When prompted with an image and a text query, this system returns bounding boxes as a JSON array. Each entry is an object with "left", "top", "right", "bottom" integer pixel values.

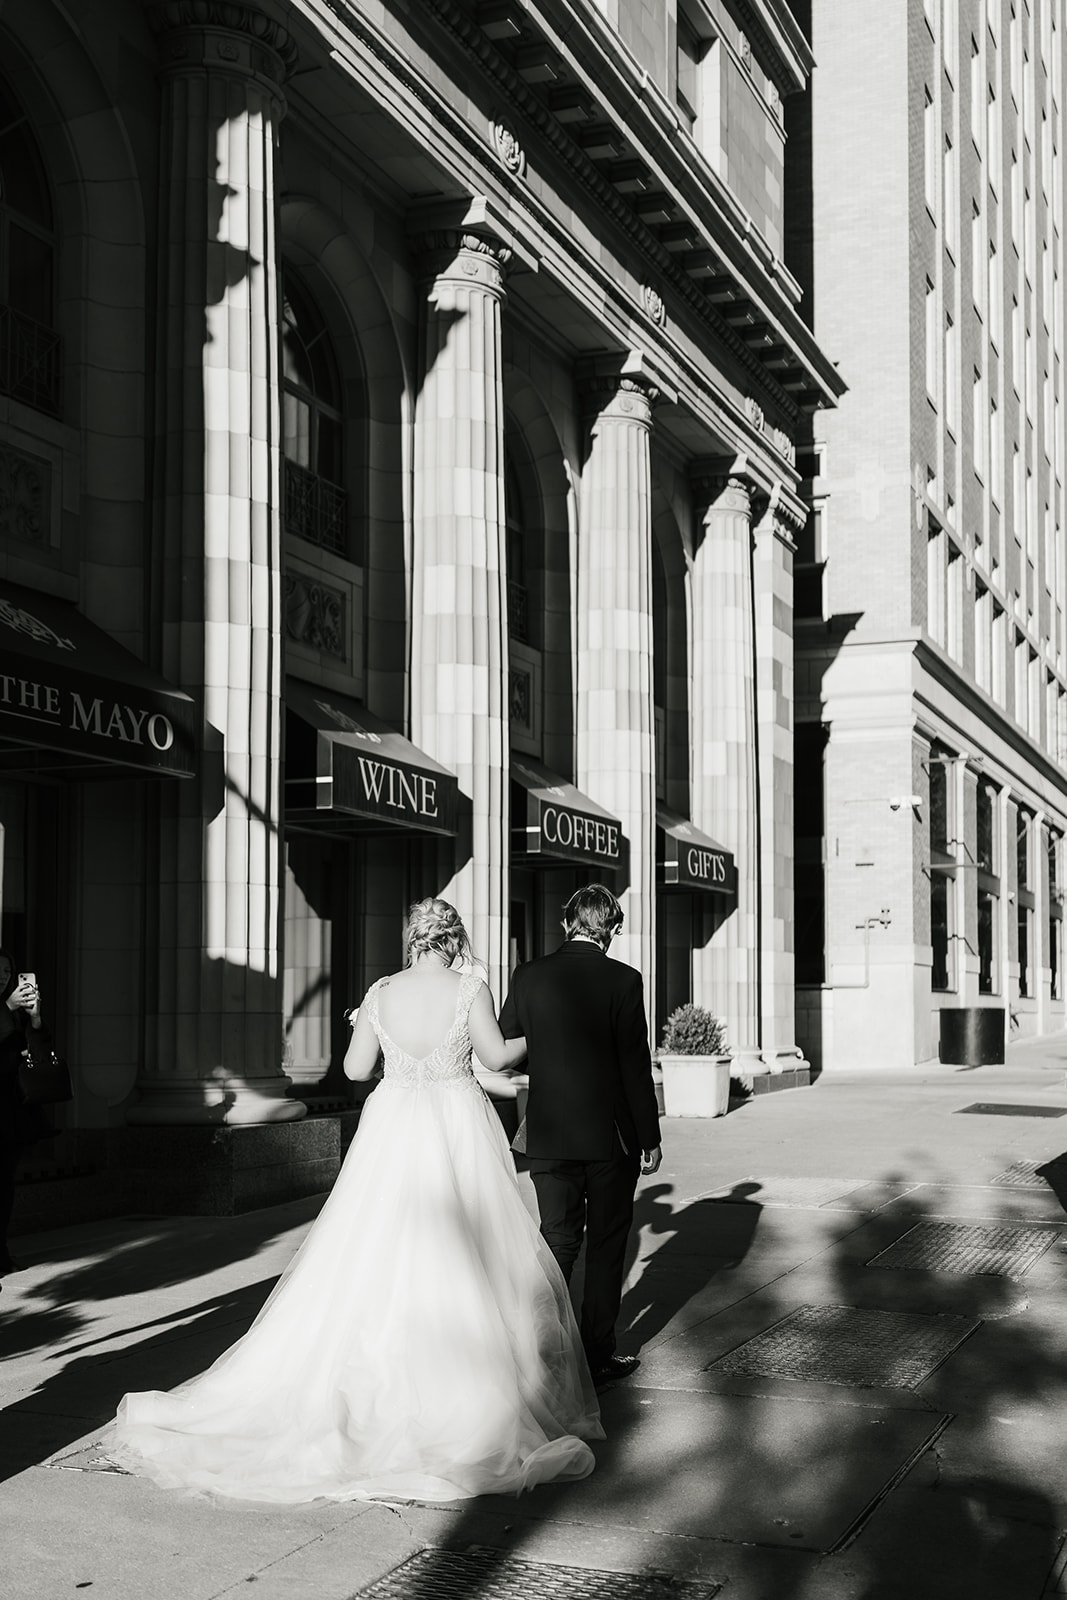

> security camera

[{"left": 888, "top": 795, "right": 923, "bottom": 810}]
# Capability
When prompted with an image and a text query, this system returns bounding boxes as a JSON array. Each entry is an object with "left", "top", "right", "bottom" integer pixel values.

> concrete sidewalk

[{"left": 4, "top": 1048, "right": 1067, "bottom": 1600}]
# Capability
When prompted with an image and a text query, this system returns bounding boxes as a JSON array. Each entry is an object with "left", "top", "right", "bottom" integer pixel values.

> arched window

[
  {"left": 0, "top": 75, "right": 59, "bottom": 414},
  {"left": 281, "top": 272, "right": 348, "bottom": 555},
  {"left": 505, "top": 451, "right": 529, "bottom": 642}
]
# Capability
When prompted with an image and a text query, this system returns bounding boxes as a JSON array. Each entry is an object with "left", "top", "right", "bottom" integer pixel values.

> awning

[
  {"left": 0, "top": 581, "right": 196, "bottom": 778},
  {"left": 657, "top": 808, "right": 737, "bottom": 898},
  {"left": 284, "top": 679, "right": 460, "bottom": 837},
  {"left": 511, "top": 757, "right": 625, "bottom": 870}
]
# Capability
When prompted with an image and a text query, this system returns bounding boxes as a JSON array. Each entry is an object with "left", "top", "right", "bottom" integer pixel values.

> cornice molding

[{"left": 421, "top": 0, "right": 821, "bottom": 418}]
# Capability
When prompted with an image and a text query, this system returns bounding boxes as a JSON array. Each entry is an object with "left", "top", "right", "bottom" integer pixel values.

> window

[
  {"left": 991, "top": 394, "right": 1004, "bottom": 501},
  {"left": 1015, "top": 628, "right": 1028, "bottom": 725},
  {"left": 976, "top": 778, "right": 1000, "bottom": 993},
  {"left": 945, "top": 135, "right": 959, "bottom": 255},
  {"left": 505, "top": 436, "right": 545, "bottom": 758},
  {"left": 1017, "top": 805, "right": 1034, "bottom": 998},
  {"left": 281, "top": 275, "right": 350, "bottom": 556},
  {"left": 993, "top": 598, "right": 1007, "bottom": 700},
  {"left": 0, "top": 74, "right": 59, "bottom": 415},
  {"left": 976, "top": 581, "right": 993, "bottom": 689},
  {"left": 945, "top": 314, "right": 959, "bottom": 432},
  {"left": 972, "top": 36, "right": 984, "bottom": 151},
  {"left": 928, "top": 520, "right": 947, "bottom": 644},
  {"left": 925, "top": 88, "right": 938, "bottom": 214},
  {"left": 973, "top": 365, "right": 987, "bottom": 477},
  {"left": 676, "top": 7, "right": 720, "bottom": 169},
  {"left": 1049, "top": 828, "right": 1063, "bottom": 1000},
  {"left": 926, "top": 278, "right": 939, "bottom": 400},
  {"left": 989, "top": 236, "right": 1002, "bottom": 346},
  {"left": 929, "top": 753, "right": 954, "bottom": 991},
  {"left": 947, "top": 541, "right": 964, "bottom": 657},
  {"left": 988, "top": 81, "right": 1003, "bottom": 193}
]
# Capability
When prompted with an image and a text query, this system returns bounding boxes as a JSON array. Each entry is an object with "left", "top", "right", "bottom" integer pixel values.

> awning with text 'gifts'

[
  {"left": 0, "top": 581, "right": 196, "bottom": 779},
  {"left": 511, "top": 756, "right": 626, "bottom": 871},
  {"left": 657, "top": 807, "right": 737, "bottom": 899},
  {"left": 284, "top": 679, "right": 460, "bottom": 838}
]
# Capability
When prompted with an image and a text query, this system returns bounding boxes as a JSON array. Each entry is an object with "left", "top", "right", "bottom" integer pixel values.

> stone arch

[
  {"left": 279, "top": 196, "right": 411, "bottom": 725},
  {"left": 0, "top": 9, "right": 152, "bottom": 641}
]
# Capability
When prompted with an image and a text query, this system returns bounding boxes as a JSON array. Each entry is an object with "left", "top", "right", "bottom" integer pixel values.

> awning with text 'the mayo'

[
  {"left": 511, "top": 757, "right": 626, "bottom": 870},
  {"left": 0, "top": 581, "right": 196, "bottom": 779},
  {"left": 284, "top": 679, "right": 460, "bottom": 838}
]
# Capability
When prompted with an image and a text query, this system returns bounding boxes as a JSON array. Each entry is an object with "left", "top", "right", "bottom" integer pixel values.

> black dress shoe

[{"left": 590, "top": 1353, "right": 640, "bottom": 1387}]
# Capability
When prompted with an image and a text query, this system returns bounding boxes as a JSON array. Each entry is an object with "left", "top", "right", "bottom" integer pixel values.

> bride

[{"left": 108, "top": 898, "right": 603, "bottom": 1504}]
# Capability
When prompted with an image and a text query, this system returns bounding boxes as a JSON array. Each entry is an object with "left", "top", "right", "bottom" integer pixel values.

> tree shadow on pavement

[
  {"left": 0, "top": 1200, "right": 323, "bottom": 1484},
  {"left": 391, "top": 1176, "right": 1067, "bottom": 1600}
]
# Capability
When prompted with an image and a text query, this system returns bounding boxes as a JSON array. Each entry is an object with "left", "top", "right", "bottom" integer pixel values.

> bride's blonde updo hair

[{"left": 404, "top": 897, "right": 474, "bottom": 969}]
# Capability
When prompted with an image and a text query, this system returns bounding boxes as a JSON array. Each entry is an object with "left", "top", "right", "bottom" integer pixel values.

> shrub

[{"left": 659, "top": 1002, "right": 728, "bottom": 1057}]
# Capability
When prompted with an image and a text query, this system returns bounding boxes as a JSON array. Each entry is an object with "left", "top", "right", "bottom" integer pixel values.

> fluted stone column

[
  {"left": 410, "top": 229, "right": 510, "bottom": 1002},
  {"left": 576, "top": 365, "right": 657, "bottom": 990},
  {"left": 690, "top": 469, "right": 760, "bottom": 1066},
  {"left": 754, "top": 487, "right": 808, "bottom": 1070},
  {"left": 134, "top": 4, "right": 302, "bottom": 1124}
]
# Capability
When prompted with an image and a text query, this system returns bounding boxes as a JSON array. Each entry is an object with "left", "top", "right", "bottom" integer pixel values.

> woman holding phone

[{"left": 0, "top": 952, "right": 49, "bottom": 1281}]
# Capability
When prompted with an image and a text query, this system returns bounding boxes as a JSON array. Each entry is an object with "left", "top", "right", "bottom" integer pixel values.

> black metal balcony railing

[
  {"left": 0, "top": 305, "right": 61, "bottom": 417},
  {"left": 284, "top": 458, "right": 348, "bottom": 555}
]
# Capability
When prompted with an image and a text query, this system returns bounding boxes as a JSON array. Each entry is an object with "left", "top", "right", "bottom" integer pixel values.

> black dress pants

[{"left": 528, "top": 1143, "right": 641, "bottom": 1370}]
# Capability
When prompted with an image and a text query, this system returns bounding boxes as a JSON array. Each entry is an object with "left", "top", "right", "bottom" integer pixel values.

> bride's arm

[
  {"left": 343, "top": 1002, "right": 381, "bottom": 1081},
  {"left": 468, "top": 983, "right": 527, "bottom": 1094}
]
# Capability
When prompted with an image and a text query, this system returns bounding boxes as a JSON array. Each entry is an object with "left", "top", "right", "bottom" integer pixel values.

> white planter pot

[{"left": 658, "top": 1053, "right": 732, "bottom": 1118}]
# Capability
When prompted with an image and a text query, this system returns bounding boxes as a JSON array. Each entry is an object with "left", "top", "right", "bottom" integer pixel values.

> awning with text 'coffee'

[
  {"left": 511, "top": 757, "right": 626, "bottom": 871},
  {"left": 284, "top": 679, "right": 460, "bottom": 838},
  {"left": 0, "top": 581, "right": 196, "bottom": 779},
  {"left": 657, "top": 807, "right": 737, "bottom": 899}
]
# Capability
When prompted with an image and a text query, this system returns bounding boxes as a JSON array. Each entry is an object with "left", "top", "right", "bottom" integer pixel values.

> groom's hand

[{"left": 640, "top": 1146, "right": 662, "bottom": 1175}]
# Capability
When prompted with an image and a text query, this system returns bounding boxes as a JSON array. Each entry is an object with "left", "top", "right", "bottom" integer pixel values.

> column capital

[
  {"left": 146, "top": 1, "right": 297, "bottom": 88},
  {"left": 755, "top": 480, "right": 808, "bottom": 549},
  {"left": 691, "top": 455, "right": 757, "bottom": 518},
  {"left": 576, "top": 352, "right": 664, "bottom": 427},
  {"left": 411, "top": 229, "right": 513, "bottom": 292}
]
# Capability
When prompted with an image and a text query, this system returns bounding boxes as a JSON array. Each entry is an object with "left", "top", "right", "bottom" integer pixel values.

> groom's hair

[{"left": 562, "top": 884, "right": 624, "bottom": 947}]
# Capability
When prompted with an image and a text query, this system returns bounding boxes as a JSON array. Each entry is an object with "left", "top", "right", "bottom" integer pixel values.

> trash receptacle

[{"left": 939, "top": 1007, "right": 1006, "bottom": 1066}]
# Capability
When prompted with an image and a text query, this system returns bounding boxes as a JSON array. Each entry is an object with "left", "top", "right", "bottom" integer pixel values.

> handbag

[{"left": 18, "top": 1045, "right": 73, "bottom": 1106}]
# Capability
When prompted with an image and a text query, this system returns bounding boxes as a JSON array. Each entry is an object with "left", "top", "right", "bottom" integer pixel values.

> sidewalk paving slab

[{"left": 4, "top": 1051, "right": 1067, "bottom": 1599}]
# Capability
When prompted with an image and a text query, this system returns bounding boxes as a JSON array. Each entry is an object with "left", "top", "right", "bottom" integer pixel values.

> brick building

[
  {"left": 794, "top": 0, "right": 1067, "bottom": 1070},
  {"left": 0, "top": 0, "right": 838, "bottom": 1223}
]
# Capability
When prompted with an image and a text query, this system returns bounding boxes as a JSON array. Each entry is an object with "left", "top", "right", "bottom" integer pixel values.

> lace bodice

[{"left": 363, "top": 972, "right": 483, "bottom": 1089}]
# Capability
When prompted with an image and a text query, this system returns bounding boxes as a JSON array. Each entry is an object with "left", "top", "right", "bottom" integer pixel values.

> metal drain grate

[
  {"left": 867, "top": 1220, "right": 1060, "bottom": 1276},
  {"left": 956, "top": 1102, "right": 1067, "bottom": 1118},
  {"left": 353, "top": 1549, "right": 721, "bottom": 1599},
  {"left": 990, "top": 1159, "right": 1053, "bottom": 1188},
  {"left": 705, "top": 1305, "right": 978, "bottom": 1390},
  {"left": 701, "top": 1176, "right": 866, "bottom": 1208}
]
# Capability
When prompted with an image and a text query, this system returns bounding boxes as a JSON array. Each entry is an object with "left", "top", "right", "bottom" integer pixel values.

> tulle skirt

[{"left": 108, "top": 1076, "right": 603, "bottom": 1504}]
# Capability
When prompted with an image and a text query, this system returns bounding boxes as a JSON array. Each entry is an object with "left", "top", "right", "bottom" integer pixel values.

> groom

[{"left": 499, "top": 884, "right": 662, "bottom": 1387}]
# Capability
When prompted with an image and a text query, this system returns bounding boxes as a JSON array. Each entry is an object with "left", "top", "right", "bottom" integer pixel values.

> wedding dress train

[{"left": 109, "top": 973, "right": 603, "bottom": 1504}]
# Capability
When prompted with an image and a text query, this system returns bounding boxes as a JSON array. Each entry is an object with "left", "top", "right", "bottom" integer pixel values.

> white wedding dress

[{"left": 108, "top": 972, "right": 603, "bottom": 1504}]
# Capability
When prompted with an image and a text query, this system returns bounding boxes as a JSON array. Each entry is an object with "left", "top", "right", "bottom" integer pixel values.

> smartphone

[{"left": 18, "top": 972, "right": 35, "bottom": 987}]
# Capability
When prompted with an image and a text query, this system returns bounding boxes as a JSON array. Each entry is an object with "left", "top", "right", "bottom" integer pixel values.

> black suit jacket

[{"left": 499, "top": 940, "right": 661, "bottom": 1163}]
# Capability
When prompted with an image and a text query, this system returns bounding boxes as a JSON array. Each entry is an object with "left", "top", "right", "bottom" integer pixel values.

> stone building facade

[
  {"left": 794, "top": 0, "right": 1067, "bottom": 1070},
  {"left": 0, "top": 0, "right": 838, "bottom": 1222}
]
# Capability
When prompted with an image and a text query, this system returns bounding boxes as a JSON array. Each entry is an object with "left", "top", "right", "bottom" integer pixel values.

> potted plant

[{"left": 657, "top": 1002, "right": 732, "bottom": 1117}]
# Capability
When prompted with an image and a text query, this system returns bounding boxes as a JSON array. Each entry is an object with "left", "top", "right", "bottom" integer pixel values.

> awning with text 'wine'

[{"left": 284, "top": 679, "right": 460, "bottom": 838}]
